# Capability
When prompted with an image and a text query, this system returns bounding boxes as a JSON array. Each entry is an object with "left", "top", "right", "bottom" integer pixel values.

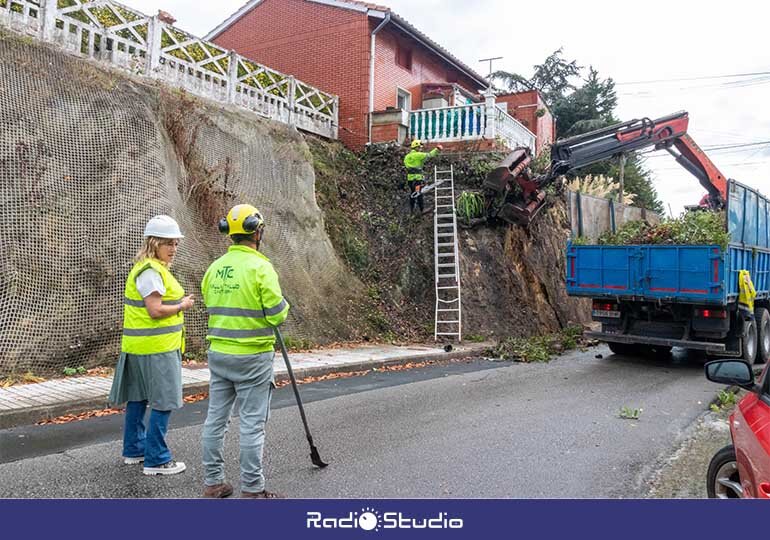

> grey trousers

[{"left": 202, "top": 350, "right": 275, "bottom": 493}]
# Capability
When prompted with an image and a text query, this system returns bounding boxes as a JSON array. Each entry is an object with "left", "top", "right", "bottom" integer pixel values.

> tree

[
  {"left": 490, "top": 48, "right": 581, "bottom": 104},
  {"left": 553, "top": 68, "right": 617, "bottom": 137},
  {"left": 491, "top": 51, "right": 661, "bottom": 212}
]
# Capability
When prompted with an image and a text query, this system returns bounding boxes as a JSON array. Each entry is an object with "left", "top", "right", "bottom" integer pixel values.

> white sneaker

[
  {"left": 143, "top": 460, "right": 186, "bottom": 476},
  {"left": 123, "top": 456, "right": 145, "bottom": 465}
]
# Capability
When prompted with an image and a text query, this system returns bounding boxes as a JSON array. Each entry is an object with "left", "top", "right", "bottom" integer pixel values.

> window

[
  {"left": 396, "top": 88, "right": 411, "bottom": 111},
  {"left": 396, "top": 43, "right": 413, "bottom": 71}
]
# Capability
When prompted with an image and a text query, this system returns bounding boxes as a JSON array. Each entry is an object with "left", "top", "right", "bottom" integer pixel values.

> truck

[
  {"left": 481, "top": 110, "right": 769, "bottom": 364},
  {"left": 558, "top": 113, "right": 769, "bottom": 364}
]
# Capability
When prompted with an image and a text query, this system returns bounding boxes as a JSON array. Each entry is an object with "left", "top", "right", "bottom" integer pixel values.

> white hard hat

[{"left": 144, "top": 215, "right": 184, "bottom": 239}]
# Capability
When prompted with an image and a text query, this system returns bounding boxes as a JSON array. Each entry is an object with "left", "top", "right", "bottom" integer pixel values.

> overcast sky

[{"left": 131, "top": 0, "right": 769, "bottom": 214}]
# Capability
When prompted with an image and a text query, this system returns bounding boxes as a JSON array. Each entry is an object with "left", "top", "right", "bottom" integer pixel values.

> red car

[{"left": 706, "top": 359, "right": 770, "bottom": 498}]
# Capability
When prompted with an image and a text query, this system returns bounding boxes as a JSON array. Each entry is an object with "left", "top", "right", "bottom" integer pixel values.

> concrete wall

[{"left": 567, "top": 191, "right": 660, "bottom": 241}]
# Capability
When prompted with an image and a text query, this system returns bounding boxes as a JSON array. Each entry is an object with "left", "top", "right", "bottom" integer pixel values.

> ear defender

[
  {"left": 242, "top": 215, "right": 259, "bottom": 233},
  {"left": 218, "top": 218, "right": 230, "bottom": 234}
]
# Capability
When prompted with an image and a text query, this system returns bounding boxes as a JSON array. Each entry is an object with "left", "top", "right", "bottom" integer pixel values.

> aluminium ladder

[{"left": 432, "top": 165, "right": 462, "bottom": 342}]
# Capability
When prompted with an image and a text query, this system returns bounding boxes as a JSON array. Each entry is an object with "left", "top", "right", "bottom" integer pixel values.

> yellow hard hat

[
  {"left": 218, "top": 204, "right": 265, "bottom": 236},
  {"left": 411, "top": 139, "right": 423, "bottom": 149}
]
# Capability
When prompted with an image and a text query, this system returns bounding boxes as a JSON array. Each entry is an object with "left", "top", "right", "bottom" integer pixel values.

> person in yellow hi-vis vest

[
  {"left": 109, "top": 215, "right": 195, "bottom": 476},
  {"left": 200, "top": 204, "right": 290, "bottom": 499},
  {"left": 404, "top": 139, "right": 442, "bottom": 214},
  {"left": 738, "top": 269, "right": 757, "bottom": 317}
]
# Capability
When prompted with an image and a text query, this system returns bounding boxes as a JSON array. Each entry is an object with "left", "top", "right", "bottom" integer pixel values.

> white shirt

[{"left": 135, "top": 268, "right": 166, "bottom": 298}]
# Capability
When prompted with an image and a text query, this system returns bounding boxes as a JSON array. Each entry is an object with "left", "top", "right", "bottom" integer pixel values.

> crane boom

[{"left": 483, "top": 111, "right": 730, "bottom": 225}]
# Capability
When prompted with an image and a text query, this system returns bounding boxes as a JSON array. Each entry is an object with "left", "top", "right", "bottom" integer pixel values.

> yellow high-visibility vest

[
  {"left": 202, "top": 245, "right": 290, "bottom": 355},
  {"left": 121, "top": 258, "right": 185, "bottom": 355}
]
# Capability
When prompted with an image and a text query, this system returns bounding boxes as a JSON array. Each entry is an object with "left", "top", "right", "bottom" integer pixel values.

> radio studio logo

[{"left": 306, "top": 506, "right": 463, "bottom": 531}]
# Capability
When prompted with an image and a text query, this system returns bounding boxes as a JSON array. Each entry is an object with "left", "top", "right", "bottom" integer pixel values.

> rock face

[
  {"left": 0, "top": 34, "right": 364, "bottom": 375},
  {"left": 459, "top": 203, "right": 591, "bottom": 341}
]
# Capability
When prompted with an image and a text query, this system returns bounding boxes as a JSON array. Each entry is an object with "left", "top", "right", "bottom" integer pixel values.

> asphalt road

[{"left": 0, "top": 346, "right": 720, "bottom": 498}]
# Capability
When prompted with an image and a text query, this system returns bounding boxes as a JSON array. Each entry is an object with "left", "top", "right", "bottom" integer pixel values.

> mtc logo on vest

[{"left": 216, "top": 266, "right": 235, "bottom": 280}]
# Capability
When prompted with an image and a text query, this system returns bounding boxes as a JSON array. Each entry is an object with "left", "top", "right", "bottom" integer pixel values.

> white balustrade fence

[
  {"left": 409, "top": 94, "right": 535, "bottom": 153},
  {"left": 410, "top": 103, "right": 487, "bottom": 143},
  {"left": 0, "top": 0, "right": 339, "bottom": 139},
  {"left": 493, "top": 105, "right": 536, "bottom": 153}
]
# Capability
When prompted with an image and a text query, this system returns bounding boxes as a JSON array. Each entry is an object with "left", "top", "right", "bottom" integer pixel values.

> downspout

[{"left": 368, "top": 12, "right": 391, "bottom": 144}]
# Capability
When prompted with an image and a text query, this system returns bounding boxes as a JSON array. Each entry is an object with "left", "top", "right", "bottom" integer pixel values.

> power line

[
  {"left": 616, "top": 71, "right": 770, "bottom": 86},
  {"left": 638, "top": 141, "right": 770, "bottom": 158},
  {"left": 650, "top": 160, "right": 770, "bottom": 171}
]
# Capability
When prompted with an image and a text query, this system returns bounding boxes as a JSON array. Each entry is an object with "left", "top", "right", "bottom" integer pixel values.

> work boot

[
  {"left": 241, "top": 489, "right": 284, "bottom": 499},
  {"left": 143, "top": 460, "right": 186, "bottom": 476},
  {"left": 202, "top": 482, "right": 234, "bottom": 499}
]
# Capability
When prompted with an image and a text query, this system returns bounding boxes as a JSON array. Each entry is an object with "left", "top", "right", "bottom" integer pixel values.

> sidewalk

[{"left": 0, "top": 342, "right": 490, "bottom": 429}]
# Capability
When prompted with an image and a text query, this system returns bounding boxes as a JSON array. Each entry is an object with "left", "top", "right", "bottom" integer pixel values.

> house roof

[{"left": 206, "top": 0, "right": 489, "bottom": 89}]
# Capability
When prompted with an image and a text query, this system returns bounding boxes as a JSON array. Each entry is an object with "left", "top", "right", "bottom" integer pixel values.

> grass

[
  {"left": 465, "top": 334, "right": 486, "bottom": 343},
  {"left": 63, "top": 366, "right": 87, "bottom": 377},
  {"left": 710, "top": 389, "right": 737, "bottom": 413}
]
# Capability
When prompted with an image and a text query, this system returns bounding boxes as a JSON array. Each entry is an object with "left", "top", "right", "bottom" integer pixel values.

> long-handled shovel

[{"left": 274, "top": 327, "right": 329, "bottom": 468}]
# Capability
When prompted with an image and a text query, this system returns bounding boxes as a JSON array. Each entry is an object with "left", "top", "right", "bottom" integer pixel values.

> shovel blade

[{"left": 310, "top": 445, "right": 329, "bottom": 468}]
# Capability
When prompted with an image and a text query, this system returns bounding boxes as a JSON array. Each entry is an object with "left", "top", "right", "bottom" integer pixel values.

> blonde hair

[{"left": 134, "top": 237, "right": 168, "bottom": 266}]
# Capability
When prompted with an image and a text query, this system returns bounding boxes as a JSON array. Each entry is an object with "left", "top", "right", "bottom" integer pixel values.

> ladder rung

[
  {"left": 437, "top": 286, "right": 459, "bottom": 290},
  {"left": 436, "top": 196, "right": 453, "bottom": 199},
  {"left": 437, "top": 224, "right": 454, "bottom": 228},
  {"left": 437, "top": 233, "right": 454, "bottom": 238},
  {"left": 437, "top": 263, "right": 456, "bottom": 268},
  {"left": 438, "top": 298, "right": 459, "bottom": 303},
  {"left": 436, "top": 205, "right": 454, "bottom": 208},
  {"left": 437, "top": 320, "right": 461, "bottom": 324},
  {"left": 437, "top": 309, "right": 460, "bottom": 312},
  {"left": 437, "top": 243, "right": 454, "bottom": 247},
  {"left": 436, "top": 214, "right": 455, "bottom": 219},
  {"left": 437, "top": 253, "right": 455, "bottom": 258}
]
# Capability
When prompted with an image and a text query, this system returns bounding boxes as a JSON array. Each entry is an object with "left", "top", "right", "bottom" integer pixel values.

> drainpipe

[{"left": 368, "top": 12, "right": 391, "bottom": 144}]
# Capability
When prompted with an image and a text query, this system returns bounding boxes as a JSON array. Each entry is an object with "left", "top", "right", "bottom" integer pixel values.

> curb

[{"left": 0, "top": 344, "right": 490, "bottom": 429}]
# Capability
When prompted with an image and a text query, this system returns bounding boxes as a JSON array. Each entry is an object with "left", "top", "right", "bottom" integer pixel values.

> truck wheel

[
  {"left": 607, "top": 342, "right": 638, "bottom": 356},
  {"left": 707, "top": 445, "right": 742, "bottom": 498},
  {"left": 742, "top": 318, "right": 758, "bottom": 366},
  {"left": 756, "top": 308, "right": 770, "bottom": 365}
]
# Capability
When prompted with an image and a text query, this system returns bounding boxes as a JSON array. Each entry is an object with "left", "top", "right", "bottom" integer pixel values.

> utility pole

[
  {"left": 479, "top": 56, "right": 503, "bottom": 78},
  {"left": 618, "top": 153, "right": 626, "bottom": 204}
]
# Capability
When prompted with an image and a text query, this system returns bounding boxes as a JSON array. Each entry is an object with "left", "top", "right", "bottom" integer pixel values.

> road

[{"left": 0, "top": 346, "right": 720, "bottom": 498}]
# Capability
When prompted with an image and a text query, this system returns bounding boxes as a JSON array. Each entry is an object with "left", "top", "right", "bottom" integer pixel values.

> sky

[{"left": 129, "top": 0, "right": 770, "bottom": 215}]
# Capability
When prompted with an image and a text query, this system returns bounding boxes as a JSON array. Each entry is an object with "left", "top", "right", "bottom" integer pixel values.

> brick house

[
  {"left": 496, "top": 90, "right": 556, "bottom": 155},
  {"left": 206, "top": 0, "right": 532, "bottom": 151}
]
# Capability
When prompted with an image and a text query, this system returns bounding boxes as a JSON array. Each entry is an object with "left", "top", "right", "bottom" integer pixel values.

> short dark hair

[{"left": 231, "top": 232, "right": 259, "bottom": 244}]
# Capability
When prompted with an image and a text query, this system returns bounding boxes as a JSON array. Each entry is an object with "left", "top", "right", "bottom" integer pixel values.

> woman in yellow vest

[{"left": 109, "top": 215, "right": 194, "bottom": 476}]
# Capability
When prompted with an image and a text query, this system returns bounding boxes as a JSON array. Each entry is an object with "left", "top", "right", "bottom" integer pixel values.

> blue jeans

[
  {"left": 202, "top": 351, "right": 274, "bottom": 493},
  {"left": 122, "top": 401, "right": 172, "bottom": 467}
]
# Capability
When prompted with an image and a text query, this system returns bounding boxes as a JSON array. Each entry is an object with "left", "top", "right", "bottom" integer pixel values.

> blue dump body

[{"left": 567, "top": 181, "right": 770, "bottom": 306}]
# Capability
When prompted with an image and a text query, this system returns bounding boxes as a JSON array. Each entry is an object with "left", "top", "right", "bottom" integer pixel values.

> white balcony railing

[
  {"left": 409, "top": 91, "right": 535, "bottom": 152},
  {"left": 493, "top": 106, "right": 536, "bottom": 152},
  {"left": 0, "top": 0, "right": 339, "bottom": 139}
]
